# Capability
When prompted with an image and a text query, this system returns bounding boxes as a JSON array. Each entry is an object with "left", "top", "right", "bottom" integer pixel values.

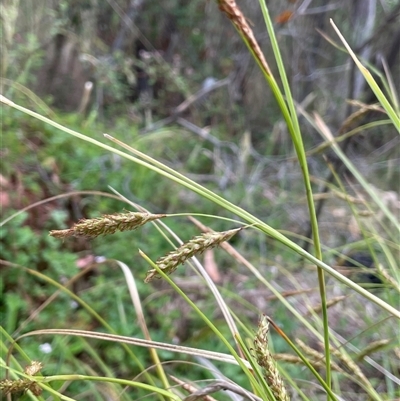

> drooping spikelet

[
  {"left": 308, "top": 295, "right": 347, "bottom": 315},
  {"left": 377, "top": 263, "right": 399, "bottom": 290},
  {"left": 145, "top": 228, "right": 241, "bottom": 282},
  {"left": 253, "top": 315, "right": 290, "bottom": 401},
  {"left": 355, "top": 339, "right": 390, "bottom": 361},
  {"left": 50, "top": 212, "right": 166, "bottom": 239},
  {"left": 328, "top": 342, "right": 370, "bottom": 387},
  {"left": 296, "top": 339, "right": 342, "bottom": 373},
  {"left": 273, "top": 353, "right": 345, "bottom": 373}
]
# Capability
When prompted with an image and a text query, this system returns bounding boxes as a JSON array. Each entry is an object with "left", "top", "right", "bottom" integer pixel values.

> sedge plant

[{"left": 1, "top": 1, "right": 399, "bottom": 400}]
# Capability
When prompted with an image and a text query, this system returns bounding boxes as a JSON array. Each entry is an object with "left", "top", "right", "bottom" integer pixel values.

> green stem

[{"left": 257, "top": 2, "right": 331, "bottom": 392}]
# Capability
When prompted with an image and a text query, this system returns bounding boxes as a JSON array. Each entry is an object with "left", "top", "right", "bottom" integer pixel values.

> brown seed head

[
  {"left": 50, "top": 212, "right": 166, "bottom": 239},
  {"left": 253, "top": 316, "right": 290, "bottom": 401},
  {"left": 218, "top": 0, "right": 271, "bottom": 76},
  {"left": 145, "top": 228, "right": 241, "bottom": 282}
]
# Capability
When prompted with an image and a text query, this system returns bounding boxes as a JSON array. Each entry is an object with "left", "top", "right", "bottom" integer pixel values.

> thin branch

[{"left": 140, "top": 78, "right": 230, "bottom": 134}]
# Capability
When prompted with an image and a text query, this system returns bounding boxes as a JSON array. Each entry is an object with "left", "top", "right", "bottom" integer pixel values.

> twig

[
  {"left": 179, "top": 379, "right": 263, "bottom": 401},
  {"left": 140, "top": 78, "right": 230, "bottom": 134}
]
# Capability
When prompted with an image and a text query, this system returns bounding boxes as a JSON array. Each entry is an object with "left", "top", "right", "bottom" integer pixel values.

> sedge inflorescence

[
  {"left": 50, "top": 211, "right": 166, "bottom": 239},
  {"left": 253, "top": 315, "right": 290, "bottom": 401},
  {"left": 145, "top": 228, "right": 241, "bottom": 282}
]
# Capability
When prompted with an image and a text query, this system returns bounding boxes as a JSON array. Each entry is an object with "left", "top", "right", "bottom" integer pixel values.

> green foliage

[
  {"left": 7, "top": 33, "right": 44, "bottom": 86},
  {"left": 3, "top": 90, "right": 399, "bottom": 398}
]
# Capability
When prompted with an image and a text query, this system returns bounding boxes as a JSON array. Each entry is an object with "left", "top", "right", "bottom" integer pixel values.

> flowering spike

[
  {"left": 253, "top": 315, "right": 290, "bottom": 401},
  {"left": 145, "top": 228, "right": 241, "bottom": 282},
  {"left": 50, "top": 212, "right": 166, "bottom": 239}
]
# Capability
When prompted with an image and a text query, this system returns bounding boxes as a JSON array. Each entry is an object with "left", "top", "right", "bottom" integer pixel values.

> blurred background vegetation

[{"left": 1, "top": 0, "right": 399, "bottom": 400}]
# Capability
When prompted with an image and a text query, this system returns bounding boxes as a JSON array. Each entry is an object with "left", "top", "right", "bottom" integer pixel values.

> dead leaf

[
  {"left": 204, "top": 249, "right": 222, "bottom": 283},
  {"left": 275, "top": 10, "right": 293, "bottom": 25}
]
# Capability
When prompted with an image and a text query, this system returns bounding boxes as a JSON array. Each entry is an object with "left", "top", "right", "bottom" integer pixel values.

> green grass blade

[{"left": 330, "top": 20, "right": 400, "bottom": 131}]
